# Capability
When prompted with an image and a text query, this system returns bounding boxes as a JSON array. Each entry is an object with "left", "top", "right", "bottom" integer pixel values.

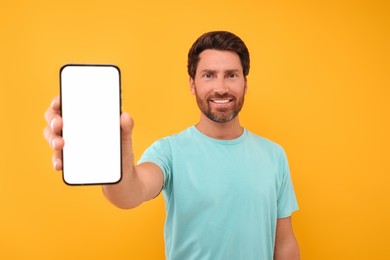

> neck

[{"left": 195, "top": 114, "right": 243, "bottom": 140}]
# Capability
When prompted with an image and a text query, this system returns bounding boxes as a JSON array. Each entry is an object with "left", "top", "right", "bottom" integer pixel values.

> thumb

[
  {"left": 121, "top": 112, "right": 134, "bottom": 139},
  {"left": 120, "top": 112, "right": 135, "bottom": 168}
]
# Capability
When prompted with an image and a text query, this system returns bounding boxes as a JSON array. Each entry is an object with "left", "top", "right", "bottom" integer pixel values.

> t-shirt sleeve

[
  {"left": 276, "top": 148, "right": 299, "bottom": 218},
  {"left": 138, "top": 138, "right": 172, "bottom": 190}
]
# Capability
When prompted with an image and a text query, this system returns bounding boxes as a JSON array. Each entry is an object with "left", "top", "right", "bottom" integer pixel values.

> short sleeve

[
  {"left": 138, "top": 138, "right": 172, "bottom": 190},
  {"left": 276, "top": 149, "right": 299, "bottom": 218}
]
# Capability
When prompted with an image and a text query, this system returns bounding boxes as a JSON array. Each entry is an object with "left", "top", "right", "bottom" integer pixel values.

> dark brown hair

[{"left": 187, "top": 31, "right": 250, "bottom": 79}]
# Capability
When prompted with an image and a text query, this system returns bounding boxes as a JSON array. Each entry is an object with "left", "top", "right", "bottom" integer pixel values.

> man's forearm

[
  {"left": 274, "top": 239, "right": 300, "bottom": 260},
  {"left": 102, "top": 166, "right": 145, "bottom": 209}
]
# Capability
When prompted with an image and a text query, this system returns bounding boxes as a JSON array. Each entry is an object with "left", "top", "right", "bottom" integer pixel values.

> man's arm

[
  {"left": 102, "top": 162, "right": 163, "bottom": 209},
  {"left": 274, "top": 216, "right": 300, "bottom": 260},
  {"left": 44, "top": 96, "right": 163, "bottom": 209},
  {"left": 101, "top": 112, "right": 164, "bottom": 209}
]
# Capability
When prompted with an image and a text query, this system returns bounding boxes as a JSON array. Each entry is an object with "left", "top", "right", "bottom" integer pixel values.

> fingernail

[
  {"left": 50, "top": 118, "right": 56, "bottom": 131},
  {"left": 51, "top": 138, "right": 57, "bottom": 149},
  {"left": 53, "top": 160, "right": 58, "bottom": 170}
]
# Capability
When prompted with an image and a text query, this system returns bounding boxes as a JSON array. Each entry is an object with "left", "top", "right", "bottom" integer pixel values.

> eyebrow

[
  {"left": 225, "top": 69, "right": 241, "bottom": 74},
  {"left": 199, "top": 69, "right": 241, "bottom": 74},
  {"left": 199, "top": 69, "right": 216, "bottom": 74}
]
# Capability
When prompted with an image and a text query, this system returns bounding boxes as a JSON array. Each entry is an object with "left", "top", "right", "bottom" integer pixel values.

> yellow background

[{"left": 1, "top": 0, "right": 389, "bottom": 259}]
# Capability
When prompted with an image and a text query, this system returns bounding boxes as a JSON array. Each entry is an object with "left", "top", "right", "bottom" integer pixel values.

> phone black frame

[{"left": 59, "top": 64, "right": 122, "bottom": 186}]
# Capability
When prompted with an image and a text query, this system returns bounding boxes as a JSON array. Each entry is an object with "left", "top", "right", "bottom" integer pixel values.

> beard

[{"left": 194, "top": 88, "right": 245, "bottom": 123}]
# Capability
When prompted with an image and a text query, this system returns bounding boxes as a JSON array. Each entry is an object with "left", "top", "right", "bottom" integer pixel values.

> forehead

[{"left": 197, "top": 50, "right": 242, "bottom": 72}]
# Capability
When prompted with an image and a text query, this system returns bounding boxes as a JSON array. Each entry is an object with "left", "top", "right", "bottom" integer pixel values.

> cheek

[
  {"left": 192, "top": 81, "right": 210, "bottom": 97},
  {"left": 230, "top": 83, "right": 246, "bottom": 96}
]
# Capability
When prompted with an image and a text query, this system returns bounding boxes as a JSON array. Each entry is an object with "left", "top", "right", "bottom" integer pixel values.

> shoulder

[
  {"left": 146, "top": 127, "right": 194, "bottom": 149},
  {"left": 246, "top": 130, "right": 285, "bottom": 154},
  {"left": 244, "top": 130, "right": 290, "bottom": 168}
]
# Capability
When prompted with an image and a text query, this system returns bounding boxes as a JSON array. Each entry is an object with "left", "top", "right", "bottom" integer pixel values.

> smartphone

[{"left": 60, "top": 64, "right": 122, "bottom": 185}]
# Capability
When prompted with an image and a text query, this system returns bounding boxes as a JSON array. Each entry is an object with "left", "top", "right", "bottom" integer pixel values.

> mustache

[{"left": 208, "top": 93, "right": 236, "bottom": 99}]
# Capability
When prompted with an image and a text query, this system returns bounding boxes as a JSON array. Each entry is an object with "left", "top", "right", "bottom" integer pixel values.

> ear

[
  {"left": 244, "top": 78, "right": 248, "bottom": 94},
  {"left": 189, "top": 76, "right": 196, "bottom": 95}
]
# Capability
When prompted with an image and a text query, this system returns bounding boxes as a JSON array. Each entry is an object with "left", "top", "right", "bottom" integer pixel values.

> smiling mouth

[{"left": 210, "top": 99, "right": 233, "bottom": 104}]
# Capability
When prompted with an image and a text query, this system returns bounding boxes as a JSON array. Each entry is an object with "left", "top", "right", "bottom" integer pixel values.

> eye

[
  {"left": 202, "top": 72, "right": 214, "bottom": 79},
  {"left": 226, "top": 73, "right": 238, "bottom": 79}
]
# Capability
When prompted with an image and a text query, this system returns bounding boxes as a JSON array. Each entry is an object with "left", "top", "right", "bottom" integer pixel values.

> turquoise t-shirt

[{"left": 138, "top": 126, "right": 298, "bottom": 260}]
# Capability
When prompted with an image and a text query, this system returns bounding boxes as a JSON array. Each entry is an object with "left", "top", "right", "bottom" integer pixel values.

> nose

[{"left": 213, "top": 78, "right": 229, "bottom": 95}]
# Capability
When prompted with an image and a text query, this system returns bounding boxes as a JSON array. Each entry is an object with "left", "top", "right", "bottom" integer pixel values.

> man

[{"left": 44, "top": 31, "right": 300, "bottom": 259}]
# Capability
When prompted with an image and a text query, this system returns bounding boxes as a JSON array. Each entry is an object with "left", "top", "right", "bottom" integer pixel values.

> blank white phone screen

[{"left": 60, "top": 65, "right": 121, "bottom": 185}]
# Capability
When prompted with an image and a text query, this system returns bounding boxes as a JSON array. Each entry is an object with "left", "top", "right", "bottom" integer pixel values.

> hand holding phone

[{"left": 43, "top": 96, "right": 64, "bottom": 170}]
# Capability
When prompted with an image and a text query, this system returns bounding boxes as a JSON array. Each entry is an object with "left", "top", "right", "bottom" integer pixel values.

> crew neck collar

[{"left": 191, "top": 126, "right": 248, "bottom": 145}]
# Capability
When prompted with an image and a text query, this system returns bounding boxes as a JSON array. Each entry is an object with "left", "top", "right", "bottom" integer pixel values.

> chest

[{"left": 166, "top": 143, "right": 280, "bottom": 213}]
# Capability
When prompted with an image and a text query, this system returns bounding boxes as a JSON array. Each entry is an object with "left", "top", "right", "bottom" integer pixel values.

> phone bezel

[{"left": 59, "top": 64, "right": 122, "bottom": 186}]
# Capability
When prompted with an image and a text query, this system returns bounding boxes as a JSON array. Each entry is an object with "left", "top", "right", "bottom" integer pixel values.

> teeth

[{"left": 212, "top": 99, "right": 230, "bottom": 104}]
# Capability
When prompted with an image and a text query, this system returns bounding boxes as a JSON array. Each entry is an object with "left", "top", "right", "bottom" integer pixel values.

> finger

[
  {"left": 43, "top": 126, "right": 64, "bottom": 151},
  {"left": 121, "top": 112, "right": 134, "bottom": 142},
  {"left": 51, "top": 96, "right": 61, "bottom": 111},
  {"left": 43, "top": 126, "right": 55, "bottom": 146},
  {"left": 44, "top": 106, "right": 54, "bottom": 124},
  {"left": 44, "top": 96, "right": 61, "bottom": 123},
  {"left": 120, "top": 112, "right": 135, "bottom": 169},
  {"left": 52, "top": 151, "right": 63, "bottom": 171},
  {"left": 49, "top": 116, "right": 63, "bottom": 135},
  {"left": 51, "top": 136, "right": 65, "bottom": 151}
]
